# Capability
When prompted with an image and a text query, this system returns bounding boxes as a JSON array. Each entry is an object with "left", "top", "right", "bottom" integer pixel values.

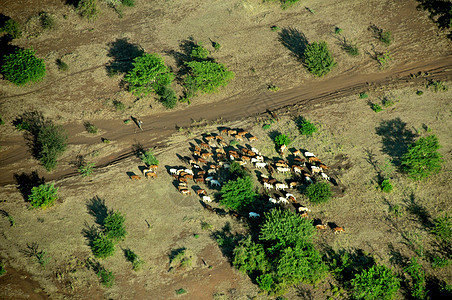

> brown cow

[
  {"left": 316, "top": 224, "right": 327, "bottom": 230},
  {"left": 215, "top": 135, "right": 224, "bottom": 140},
  {"left": 180, "top": 189, "right": 191, "bottom": 195},
  {"left": 220, "top": 129, "right": 228, "bottom": 135},
  {"left": 184, "top": 174, "right": 194, "bottom": 179},
  {"left": 205, "top": 136, "right": 215, "bottom": 141},
  {"left": 148, "top": 165, "right": 158, "bottom": 170},
  {"left": 333, "top": 227, "right": 345, "bottom": 234},
  {"left": 146, "top": 172, "right": 157, "bottom": 179},
  {"left": 248, "top": 136, "right": 258, "bottom": 142},
  {"left": 196, "top": 189, "right": 207, "bottom": 195},
  {"left": 308, "top": 157, "right": 321, "bottom": 163},
  {"left": 237, "top": 131, "right": 248, "bottom": 136},
  {"left": 179, "top": 177, "right": 188, "bottom": 183},
  {"left": 130, "top": 175, "right": 141, "bottom": 180},
  {"left": 200, "top": 142, "right": 210, "bottom": 149},
  {"left": 227, "top": 129, "right": 237, "bottom": 136},
  {"left": 319, "top": 164, "right": 329, "bottom": 170},
  {"left": 293, "top": 149, "right": 301, "bottom": 157},
  {"left": 234, "top": 135, "right": 243, "bottom": 141},
  {"left": 195, "top": 177, "right": 205, "bottom": 184}
]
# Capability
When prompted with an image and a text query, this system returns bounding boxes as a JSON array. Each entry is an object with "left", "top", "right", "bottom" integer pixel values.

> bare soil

[{"left": 1, "top": 0, "right": 451, "bottom": 299}]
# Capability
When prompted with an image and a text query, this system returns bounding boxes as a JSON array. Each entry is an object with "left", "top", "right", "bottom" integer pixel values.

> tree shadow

[
  {"left": 164, "top": 37, "right": 197, "bottom": 79},
  {"left": 14, "top": 171, "right": 45, "bottom": 201},
  {"left": 210, "top": 222, "right": 243, "bottom": 262},
  {"left": 404, "top": 192, "right": 433, "bottom": 229},
  {"left": 86, "top": 196, "right": 109, "bottom": 226},
  {"left": 81, "top": 221, "right": 99, "bottom": 247},
  {"left": 278, "top": 27, "right": 309, "bottom": 61},
  {"left": 375, "top": 118, "right": 417, "bottom": 166},
  {"left": 105, "top": 38, "right": 144, "bottom": 75},
  {"left": 416, "top": 1, "right": 452, "bottom": 32}
]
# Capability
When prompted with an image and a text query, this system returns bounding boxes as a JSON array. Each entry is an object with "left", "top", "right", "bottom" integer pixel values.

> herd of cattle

[{"left": 132, "top": 126, "right": 345, "bottom": 234}]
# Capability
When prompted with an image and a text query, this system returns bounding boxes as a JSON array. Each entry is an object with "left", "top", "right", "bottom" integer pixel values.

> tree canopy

[
  {"left": 184, "top": 60, "right": 234, "bottom": 94},
  {"left": 401, "top": 135, "right": 442, "bottom": 180},
  {"left": 303, "top": 41, "right": 336, "bottom": 77},
  {"left": 1, "top": 48, "right": 46, "bottom": 85},
  {"left": 220, "top": 176, "right": 257, "bottom": 211}
]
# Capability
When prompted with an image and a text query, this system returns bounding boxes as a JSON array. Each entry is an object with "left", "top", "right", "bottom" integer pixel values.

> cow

[
  {"left": 234, "top": 135, "right": 243, "bottom": 141},
  {"left": 183, "top": 174, "right": 194, "bottom": 179},
  {"left": 215, "top": 148, "right": 226, "bottom": 154},
  {"left": 304, "top": 151, "right": 316, "bottom": 157},
  {"left": 280, "top": 144, "right": 287, "bottom": 152},
  {"left": 248, "top": 136, "right": 258, "bottom": 142},
  {"left": 255, "top": 162, "right": 267, "bottom": 169},
  {"left": 205, "top": 135, "right": 215, "bottom": 141},
  {"left": 276, "top": 167, "right": 290, "bottom": 173},
  {"left": 249, "top": 212, "right": 260, "bottom": 218},
  {"left": 285, "top": 193, "right": 296, "bottom": 202},
  {"left": 293, "top": 149, "right": 301, "bottom": 157},
  {"left": 219, "top": 140, "right": 228, "bottom": 147},
  {"left": 201, "top": 152, "right": 213, "bottom": 159},
  {"left": 292, "top": 165, "right": 303, "bottom": 174},
  {"left": 305, "top": 176, "right": 313, "bottom": 184},
  {"left": 200, "top": 142, "right": 210, "bottom": 149},
  {"left": 238, "top": 160, "right": 247, "bottom": 166},
  {"left": 237, "top": 130, "right": 248, "bottom": 136},
  {"left": 316, "top": 224, "right": 327, "bottom": 230},
  {"left": 321, "top": 172, "right": 330, "bottom": 181},
  {"left": 181, "top": 189, "right": 191, "bottom": 195},
  {"left": 297, "top": 206, "right": 311, "bottom": 212},
  {"left": 130, "top": 175, "right": 141, "bottom": 180},
  {"left": 210, "top": 179, "right": 221, "bottom": 187},
  {"left": 207, "top": 168, "right": 217, "bottom": 175},
  {"left": 196, "top": 189, "right": 207, "bottom": 196},
  {"left": 300, "top": 211, "right": 309, "bottom": 218},
  {"left": 227, "top": 129, "right": 237, "bottom": 136},
  {"left": 184, "top": 169, "right": 194, "bottom": 175},
  {"left": 308, "top": 157, "right": 321, "bottom": 163},
  {"left": 289, "top": 181, "right": 299, "bottom": 189},
  {"left": 278, "top": 197, "right": 289, "bottom": 205},
  {"left": 268, "top": 197, "right": 278, "bottom": 204},
  {"left": 310, "top": 165, "right": 322, "bottom": 174},
  {"left": 215, "top": 135, "right": 224, "bottom": 140},
  {"left": 179, "top": 177, "right": 188, "bottom": 183},
  {"left": 220, "top": 128, "right": 228, "bottom": 135},
  {"left": 146, "top": 172, "right": 157, "bottom": 179},
  {"left": 205, "top": 176, "right": 214, "bottom": 182},
  {"left": 319, "top": 164, "right": 329, "bottom": 170},
  {"left": 202, "top": 196, "right": 212, "bottom": 203},
  {"left": 195, "top": 177, "right": 205, "bottom": 184},
  {"left": 169, "top": 168, "right": 178, "bottom": 175},
  {"left": 275, "top": 183, "right": 288, "bottom": 190},
  {"left": 293, "top": 157, "right": 306, "bottom": 164},
  {"left": 333, "top": 227, "right": 345, "bottom": 234},
  {"left": 263, "top": 182, "right": 273, "bottom": 190},
  {"left": 275, "top": 162, "right": 289, "bottom": 168}
]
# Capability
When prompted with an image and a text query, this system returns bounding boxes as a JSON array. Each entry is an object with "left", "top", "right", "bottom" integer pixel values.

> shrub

[
  {"left": 184, "top": 60, "right": 234, "bottom": 95},
  {"left": 274, "top": 134, "right": 291, "bottom": 147},
  {"left": 431, "top": 213, "right": 451, "bottom": 243},
  {"left": 201, "top": 221, "right": 212, "bottom": 230},
  {"left": 233, "top": 235, "right": 269, "bottom": 274},
  {"left": 351, "top": 265, "right": 400, "bottom": 300},
  {"left": 175, "top": 288, "right": 187, "bottom": 295},
  {"left": 359, "top": 92, "right": 369, "bottom": 99},
  {"left": 431, "top": 256, "right": 451, "bottom": 269},
  {"left": 380, "top": 178, "right": 393, "bottom": 193},
  {"left": 36, "top": 123, "right": 68, "bottom": 171},
  {"left": 382, "top": 97, "right": 395, "bottom": 107},
  {"left": 112, "top": 100, "right": 125, "bottom": 111},
  {"left": 377, "top": 51, "right": 392, "bottom": 69},
  {"left": 191, "top": 43, "right": 210, "bottom": 60},
  {"left": 78, "top": 162, "right": 95, "bottom": 177},
  {"left": 28, "top": 183, "right": 59, "bottom": 209},
  {"left": 0, "top": 115, "right": 4, "bottom": 125},
  {"left": 389, "top": 204, "right": 404, "bottom": 218},
  {"left": 271, "top": 25, "right": 280, "bottom": 31},
  {"left": 268, "top": 84, "right": 280, "bottom": 92},
  {"left": 303, "top": 41, "right": 337, "bottom": 77},
  {"left": 296, "top": 117, "right": 317, "bottom": 136},
  {"left": 305, "top": 182, "right": 332, "bottom": 203},
  {"left": 159, "top": 86, "right": 178, "bottom": 109},
  {"left": 1, "top": 48, "right": 46, "bottom": 85},
  {"left": 335, "top": 27, "right": 343, "bottom": 34},
  {"left": 212, "top": 41, "right": 221, "bottom": 51},
  {"left": 0, "top": 18, "right": 21, "bottom": 38},
  {"left": 401, "top": 135, "right": 442, "bottom": 180},
  {"left": 92, "top": 234, "right": 115, "bottom": 259},
  {"left": 124, "top": 248, "right": 143, "bottom": 271},
  {"left": 77, "top": 0, "right": 99, "bottom": 20},
  {"left": 343, "top": 44, "right": 359, "bottom": 56},
  {"left": 56, "top": 59, "right": 68, "bottom": 72},
  {"left": 122, "top": 0, "right": 135, "bottom": 7},
  {"left": 228, "top": 161, "right": 250, "bottom": 180},
  {"left": 427, "top": 80, "right": 448, "bottom": 92},
  {"left": 371, "top": 103, "right": 383, "bottom": 112},
  {"left": 140, "top": 148, "right": 159, "bottom": 166},
  {"left": 270, "top": 0, "right": 300, "bottom": 9},
  {"left": 104, "top": 211, "right": 127, "bottom": 241},
  {"left": 416, "top": 90, "right": 423, "bottom": 96},
  {"left": 220, "top": 176, "right": 257, "bottom": 211},
  {"left": 84, "top": 122, "right": 98, "bottom": 134},
  {"left": 39, "top": 12, "right": 55, "bottom": 30},
  {"left": 379, "top": 30, "right": 392, "bottom": 46},
  {"left": 262, "top": 124, "right": 271, "bottom": 130},
  {"left": 405, "top": 258, "right": 427, "bottom": 300},
  {"left": 97, "top": 268, "right": 115, "bottom": 287},
  {"left": 0, "top": 261, "right": 6, "bottom": 276},
  {"left": 124, "top": 53, "right": 174, "bottom": 97}
]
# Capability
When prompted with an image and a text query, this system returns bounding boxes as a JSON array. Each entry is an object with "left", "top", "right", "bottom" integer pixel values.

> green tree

[
  {"left": 351, "top": 265, "right": 400, "bottom": 300},
  {"left": 1, "top": 48, "right": 46, "bottom": 85},
  {"left": 77, "top": 0, "right": 99, "bottom": 20},
  {"left": 405, "top": 258, "right": 427, "bottom": 300},
  {"left": 91, "top": 234, "right": 115, "bottom": 259},
  {"left": 184, "top": 61, "right": 234, "bottom": 95},
  {"left": 274, "top": 134, "right": 291, "bottom": 147},
  {"left": 431, "top": 213, "right": 451, "bottom": 243},
  {"left": 159, "top": 86, "right": 178, "bottom": 109},
  {"left": 233, "top": 235, "right": 269, "bottom": 274},
  {"left": 296, "top": 117, "right": 317, "bottom": 136},
  {"left": 124, "top": 53, "right": 174, "bottom": 97},
  {"left": 401, "top": 135, "right": 442, "bottom": 180},
  {"left": 220, "top": 176, "right": 257, "bottom": 211},
  {"left": 140, "top": 148, "right": 159, "bottom": 166},
  {"left": 36, "top": 123, "right": 68, "bottom": 171},
  {"left": 28, "top": 183, "right": 59, "bottom": 209},
  {"left": 191, "top": 43, "right": 210, "bottom": 60},
  {"left": 228, "top": 161, "right": 250, "bottom": 180},
  {"left": 305, "top": 182, "right": 332, "bottom": 203},
  {"left": 0, "top": 18, "right": 22, "bottom": 39},
  {"left": 104, "top": 211, "right": 127, "bottom": 242},
  {"left": 303, "top": 41, "right": 336, "bottom": 77}
]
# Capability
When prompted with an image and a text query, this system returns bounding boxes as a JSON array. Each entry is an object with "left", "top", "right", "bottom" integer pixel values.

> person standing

[{"left": 137, "top": 119, "right": 143, "bottom": 130}]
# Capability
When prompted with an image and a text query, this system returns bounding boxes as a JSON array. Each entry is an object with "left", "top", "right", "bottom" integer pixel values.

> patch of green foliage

[
  {"left": 112, "top": 99, "right": 125, "bottom": 111},
  {"left": 184, "top": 60, "right": 234, "bottom": 96},
  {"left": 159, "top": 86, "right": 178, "bottom": 109},
  {"left": 371, "top": 103, "right": 383, "bottom": 112},
  {"left": 39, "top": 12, "right": 55, "bottom": 30},
  {"left": 97, "top": 267, "right": 115, "bottom": 287},
  {"left": 77, "top": 0, "right": 99, "bottom": 20},
  {"left": 92, "top": 233, "right": 115, "bottom": 259},
  {"left": 228, "top": 161, "right": 250, "bottom": 181},
  {"left": 274, "top": 134, "right": 291, "bottom": 147},
  {"left": 220, "top": 176, "right": 257, "bottom": 211},
  {"left": 0, "top": 115, "right": 4, "bottom": 125},
  {"left": 359, "top": 92, "right": 369, "bottom": 99},
  {"left": 28, "top": 183, "right": 59, "bottom": 209},
  {"left": 84, "top": 122, "right": 98, "bottom": 134},
  {"left": 405, "top": 258, "right": 427, "bottom": 300},
  {"left": 201, "top": 221, "right": 213, "bottom": 230},
  {"left": 36, "top": 122, "right": 68, "bottom": 171},
  {"left": 389, "top": 204, "right": 404, "bottom": 218},
  {"left": 379, "top": 178, "right": 393, "bottom": 193},
  {"left": 271, "top": 25, "right": 280, "bottom": 31},
  {"left": 379, "top": 30, "right": 392, "bottom": 46},
  {"left": 0, "top": 261, "right": 6, "bottom": 276},
  {"left": 140, "top": 148, "right": 159, "bottom": 166},
  {"left": 343, "top": 43, "right": 359, "bottom": 56},
  {"left": 431, "top": 256, "right": 451, "bottom": 269},
  {"left": 416, "top": 90, "right": 423, "bottom": 96},
  {"left": 296, "top": 117, "right": 317, "bottom": 136},
  {"left": 176, "top": 288, "right": 187, "bottom": 295},
  {"left": 78, "top": 162, "right": 95, "bottom": 177},
  {"left": 350, "top": 264, "right": 400, "bottom": 300},
  {"left": 122, "top": 0, "right": 135, "bottom": 7},
  {"left": 268, "top": 0, "right": 300, "bottom": 9},
  {"left": 212, "top": 41, "right": 221, "bottom": 51},
  {"left": 1, "top": 48, "right": 46, "bottom": 85},
  {"left": 0, "top": 18, "right": 22, "bottom": 38},
  {"left": 124, "top": 53, "right": 174, "bottom": 97},
  {"left": 427, "top": 79, "right": 448, "bottom": 92},
  {"left": 335, "top": 27, "right": 343, "bottom": 34},
  {"left": 377, "top": 51, "right": 392, "bottom": 69},
  {"left": 401, "top": 135, "right": 442, "bottom": 180},
  {"left": 262, "top": 124, "right": 271, "bottom": 130},
  {"left": 268, "top": 84, "right": 280, "bottom": 92},
  {"left": 303, "top": 41, "right": 337, "bottom": 77},
  {"left": 124, "top": 248, "right": 144, "bottom": 271},
  {"left": 305, "top": 182, "right": 332, "bottom": 203},
  {"left": 382, "top": 97, "right": 395, "bottom": 107},
  {"left": 56, "top": 59, "right": 68, "bottom": 71},
  {"left": 233, "top": 209, "right": 327, "bottom": 295},
  {"left": 104, "top": 211, "right": 127, "bottom": 242},
  {"left": 431, "top": 213, "right": 451, "bottom": 243},
  {"left": 191, "top": 43, "right": 210, "bottom": 60}
]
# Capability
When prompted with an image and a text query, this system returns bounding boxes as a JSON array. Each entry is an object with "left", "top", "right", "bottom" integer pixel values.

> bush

[
  {"left": 382, "top": 97, "right": 395, "bottom": 107},
  {"left": 124, "top": 248, "right": 143, "bottom": 271},
  {"left": 122, "top": 0, "right": 135, "bottom": 7},
  {"left": 262, "top": 124, "right": 271, "bottom": 130},
  {"left": 0, "top": 115, "right": 4, "bottom": 125},
  {"left": 1, "top": 48, "right": 46, "bottom": 85},
  {"left": 274, "top": 134, "right": 291, "bottom": 147},
  {"left": 175, "top": 288, "right": 187, "bottom": 295},
  {"left": 380, "top": 178, "right": 393, "bottom": 193},
  {"left": 377, "top": 51, "right": 392, "bottom": 69},
  {"left": 78, "top": 162, "right": 95, "bottom": 177},
  {"left": 343, "top": 44, "right": 359, "bottom": 56},
  {"left": 268, "top": 84, "right": 280, "bottom": 92},
  {"left": 335, "top": 27, "right": 343, "bottom": 34},
  {"left": 97, "top": 268, "right": 115, "bottom": 287},
  {"left": 228, "top": 161, "right": 250, "bottom": 180},
  {"left": 233, "top": 235, "right": 269, "bottom": 274},
  {"left": 303, "top": 41, "right": 336, "bottom": 77},
  {"left": 39, "top": 12, "right": 55, "bottom": 30},
  {"left": 269, "top": 0, "right": 300, "bottom": 9},
  {"left": 104, "top": 211, "right": 127, "bottom": 241},
  {"left": 220, "top": 176, "right": 257, "bottom": 211},
  {"left": 401, "top": 135, "right": 442, "bottom": 180},
  {"left": 351, "top": 265, "right": 400, "bottom": 300},
  {"left": 112, "top": 100, "right": 125, "bottom": 111},
  {"left": 416, "top": 90, "right": 423, "bottom": 96},
  {"left": 140, "top": 148, "right": 159, "bottom": 166},
  {"left": 0, "top": 261, "right": 6, "bottom": 276},
  {"left": 359, "top": 92, "right": 369, "bottom": 99},
  {"left": 159, "top": 86, "right": 178, "bottom": 109},
  {"left": 77, "top": 0, "right": 99, "bottom": 20},
  {"left": 427, "top": 80, "right": 448, "bottom": 92},
  {"left": 56, "top": 59, "right": 68, "bottom": 72},
  {"left": 371, "top": 103, "right": 383, "bottom": 112},
  {"left": 184, "top": 60, "right": 234, "bottom": 95},
  {"left": 379, "top": 30, "right": 392, "bottom": 46},
  {"left": 191, "top": 43, "right": 210, "bottom": 60},
  {"left": 431, "top": 256, "right": 451, "bottom": 269},
  {"left": 92, "top": 234, "right": 115, "bottom": 259},
  {"left": 124, "top": 53, "right": 174, "bottom": 97},
  {"left": 431, "top": 213, "right": 451, "bottom": 243},
  {"left": 28, "top": 183, "right": 59, "bottom": 209},
  {"left": 271, "top": 25, "right": 280, "bottom": 31},
  {"left": 296, "top": 117, "right": 317, "bottom": 136},
  {"left": 0, "top": 18, "right": 22, "bottom": 39},
  {"left": 405, "top": 258, "right": 427, "bottom": 300},
  {"left": 36, "top": 122, "right": 68, "bottom": 171},
  {"left": 212, "top": 41, "right": 221, "bottom": 51},
  {"left": 305, "top": 182, "right": 332, "bottom": 203},
  {"left": 84, "top": 122, "right": 98, "bottom": 134}
]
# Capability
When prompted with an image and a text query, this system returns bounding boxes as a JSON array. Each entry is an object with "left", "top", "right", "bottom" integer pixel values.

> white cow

[
  {"left": 202, "top": 196, "right": 212, "bottom": 203},
  {"left": 311, "top": 166, "right": 322, "bottom": 174},
  {"left": 210, "top": 179, "right": 221, "bottom": 187},
  {"left": 276, "top": 167, "right": 290, "bottom": 173},
  {"left": 298, "top": 206, "right": 311, "bottom": 212},
  {"left": 249, "top": 212, "right": 260, "bottom": 218},
  {"left": 321, "top": 172, "right": 330, "bottom": 181},
  {"left": 255, "top": 162, "right": 267, "bottom": 169},
  {"left": 304, "top": 151, "right": 316, "bottom": 157},
  {"left": 305, "top": 176, "right": 313, "bottom": 184},
  {"left": 169, "top": 168, "right": 178, "bottom": 175},
  {"left": 263, "top": 182, "right": 273, "bottom": 190},
  {"left": 275, "top": 183, "right": 288, "bottom": 190},
  {"left": 292, "top": 166, "right": 303, "bottom": 174},
  {"left": 184, "top": 169, "right": 194, "bottom": 175},
  {"left": 268, "top": 197, "right": 278, "bottom": 204},
  {"left": 229, "top": 154, "right": 235, "bottom": 161},
  {"left": 278, "top": 197, "right": 289, "bottom": 205},
  {"left": 251, "top": 147, "right": 261, "bottom": 155},
  {"left": 285, "top": 193, "right": 296, "bottom": 201},
  {"left": 251, "top": 158, "right": 260, "bottom": 164},
  {"left": 255, "top": 155, "right": 264, "bottom": 162}
]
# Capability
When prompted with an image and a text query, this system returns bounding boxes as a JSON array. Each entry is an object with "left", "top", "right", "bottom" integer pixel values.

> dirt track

[{"left": 1, "top": 55, "right": 451, "bottom": 186}]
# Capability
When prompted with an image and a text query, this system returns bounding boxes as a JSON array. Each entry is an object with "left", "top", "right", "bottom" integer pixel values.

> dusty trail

[{"left": 1, "top": 55, "right": 451, "bottom": 186}]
